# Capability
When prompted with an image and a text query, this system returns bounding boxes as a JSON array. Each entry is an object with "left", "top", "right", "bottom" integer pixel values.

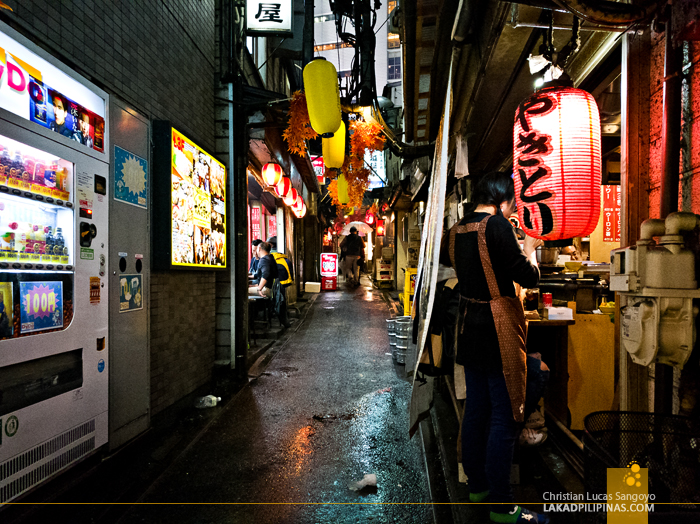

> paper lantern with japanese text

[
  {"left": 513, "top": 85, "right": 601, "bottom": 240},
  {"left": 262, "top": 162, "right": 283, "bottom": 187},
  {"left": 303, "top": 58, "right": 342, "bottom": 137},
  {"left": 322, "top": 121, "right": 346, "bottom": 168}
]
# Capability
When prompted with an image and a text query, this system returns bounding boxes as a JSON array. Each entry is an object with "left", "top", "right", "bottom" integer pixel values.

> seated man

[
  {"left": 249, "top": 239, "right": 262, "bottom": 284},
  {"left": 248, "top": 242, "right": 277, "bottom": 298}
]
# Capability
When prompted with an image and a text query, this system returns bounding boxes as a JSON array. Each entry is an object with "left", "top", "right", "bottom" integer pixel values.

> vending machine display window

[{"left": 0, "top": 134, "right": 75, "bottom": 341}]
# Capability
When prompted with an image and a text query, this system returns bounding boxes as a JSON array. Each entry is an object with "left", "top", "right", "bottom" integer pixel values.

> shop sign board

[
  {"left": 19, "top": 281, "right": 63, "bottom": 333},
  {"left": 250, "top": 204, "right": 262, "bottom": 241},
  {"left": 267, "top": 214, "right": 277, "bottom": 238},
  {"left": 246, "top": 0, "right": 293, "bottom": 35},
  {"left": 603, "top": 185, "right": 621, "bottom": 243},
  {"left": 320, "top": 253, "right": 338, "bottom": 277},
  {"left": 170, "top": 128, "right": 227, "bottom": 268},
  {"left": 0, "top": 31, "right": 106, "bottom": 152}
]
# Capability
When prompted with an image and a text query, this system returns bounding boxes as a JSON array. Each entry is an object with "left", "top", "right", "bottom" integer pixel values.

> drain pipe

[{"left": 656, "top": 7, "right": 684, "bottom": 415}]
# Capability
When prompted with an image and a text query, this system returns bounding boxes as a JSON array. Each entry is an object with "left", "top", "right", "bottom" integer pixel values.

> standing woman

[{"left": 441, "top": 172, "right": 548, "bottom": 523}]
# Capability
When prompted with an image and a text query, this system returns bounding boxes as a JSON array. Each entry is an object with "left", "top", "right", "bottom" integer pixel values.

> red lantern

[
  {"left": 262, "top": 162, "right": 283, "bottom": 187},
  {"left": 376, "top": 220, "right": 385, "bottom": 236},
  {"left": 295, "top": 201, "right": 307, "bottom": 218},
  {"left": 293, "top": 195, "right": 304, "bottom": 212},
  {"left": 283, "top": 187, "right": 298, "bottom": 207},
  {"left": 275, "top": 177, "right": 291, "bottom": 198},
  {"left": 365, "top": 212, "right": 375, "bottom": 225},
  {"left": 513, "top": 85, "right": 601, "bottom": 240}
]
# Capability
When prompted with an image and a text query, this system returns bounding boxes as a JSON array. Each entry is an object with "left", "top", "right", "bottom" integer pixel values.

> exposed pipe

[
  {"left": 665, "top": 212, "right": 700, "bottom": 237},
  {"left": 638, "top": 218, "right": 666, "bottom": 242},
  {"left": 552, "top": 0, "right": 662, "bottom": 27},
  {"left": 659, "top": 15, "right": 683, "bottom": 219},
  {"left": 511, "top": 20, "right": 626, "bottom": 32},
  {"left": 656, "top": 6, "right": 684, "bottom": 416}
]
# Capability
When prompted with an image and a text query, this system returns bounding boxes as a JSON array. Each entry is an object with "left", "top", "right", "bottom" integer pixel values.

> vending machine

[{"left": 0, "top": 25, "right": 109, "bottom": 505}]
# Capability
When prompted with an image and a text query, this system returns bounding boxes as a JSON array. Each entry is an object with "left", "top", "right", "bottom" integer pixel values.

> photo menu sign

[
  {"left": 170, "top": 128, "right": 226, "bottom": 268},
  {"left": 0, "top": 30, "right": 105, "bottom": 152}
]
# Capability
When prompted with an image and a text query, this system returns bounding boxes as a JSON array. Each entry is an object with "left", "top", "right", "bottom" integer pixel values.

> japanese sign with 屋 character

[{"left": 246, "top": 0, "right": 293, "bottom": 35}]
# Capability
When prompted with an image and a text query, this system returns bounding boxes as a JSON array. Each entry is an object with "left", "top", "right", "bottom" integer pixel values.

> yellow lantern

[
  {"left": 337, "top": 173, "right": 349, "bottom": 205},
  {"left": 303, "top": 58, "right": 342, "bottom": 137},
  {"left": 322, "top": 121, "right": 345, "bottom": 169},
  {"left": 262, "top": 162, "right": 283, "bottom": 187},
  {"left": 283, "top": 187, "right": 298, "bottom": 207}
]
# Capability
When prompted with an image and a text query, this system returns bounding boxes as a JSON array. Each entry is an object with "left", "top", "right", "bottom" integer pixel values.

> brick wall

[
  {"left": 150, "top": 272, "right": 216, "bottom": 415},
  {"left": 648, "top": 37, "right": 700, "bottom": 216},
  {"left": 5, "top": 1, "right": 219, "bottom": 414},
  {"left": 8, "top": 0, "right": 217, "bottom": 151}
]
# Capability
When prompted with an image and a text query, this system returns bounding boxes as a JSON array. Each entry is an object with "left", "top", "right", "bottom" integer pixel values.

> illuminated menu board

[{"left": 170, "top": 128, "right": 226, "bottom": 268}]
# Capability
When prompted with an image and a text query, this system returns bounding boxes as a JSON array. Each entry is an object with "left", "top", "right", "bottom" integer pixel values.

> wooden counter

[{"left": 526, "top": 306, "right": 615, "bottom": 430}]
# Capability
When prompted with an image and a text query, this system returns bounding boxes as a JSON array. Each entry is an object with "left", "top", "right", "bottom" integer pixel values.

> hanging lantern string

[{"left": 557, "top": 16, "right": 581, "bottom": 69}]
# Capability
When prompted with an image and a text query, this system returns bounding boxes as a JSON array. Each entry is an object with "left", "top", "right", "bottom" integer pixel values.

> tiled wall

[{"left": 150, "top": 272, "right": 216, "bottom": 415}]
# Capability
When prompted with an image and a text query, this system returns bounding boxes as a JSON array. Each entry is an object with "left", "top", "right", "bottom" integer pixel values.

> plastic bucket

[
  {"left": 395, "top": 317, "right": 411, "bottom": 335},
  {"left": 396, "top": 334, "right": 409, "bottom": 349},
  {"left": 386, "top": 319, "right": 396, "bottom": 347},
  {"left": 396, "top": 349, "right": 406, "bottom": 364}
]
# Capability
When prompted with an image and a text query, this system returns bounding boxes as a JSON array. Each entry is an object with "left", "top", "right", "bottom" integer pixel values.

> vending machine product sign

[
  {"left": 0, "top": 31, "right": 105, "bottom": 152},
  {"left": 320, "top": 253, "right": 338, "bottom": 277},
  {"left": 19, "top": 281, "right": 63, "bottom": 333},
  {"left": 170, "top": 128, "right": 226, "bottom": 268}
]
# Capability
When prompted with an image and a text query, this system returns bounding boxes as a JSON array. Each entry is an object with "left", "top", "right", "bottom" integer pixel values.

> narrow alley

[{"left": 6, "top": 278, "right": 434, "bottom": 524}]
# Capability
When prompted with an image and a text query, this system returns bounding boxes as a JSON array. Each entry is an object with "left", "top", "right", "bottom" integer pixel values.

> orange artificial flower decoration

[{"left": 282, "top": 91, "right": 319, "bottom": 156}]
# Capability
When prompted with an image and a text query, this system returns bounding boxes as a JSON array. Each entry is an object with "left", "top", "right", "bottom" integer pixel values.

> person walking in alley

[
  {"left": 266, "top": 236, "right": 292, "bottom": 328},
  {"left": 340, "top": 227, "right": 365, "bottom": 286},
  {"left": 440, "top": 172, "right": 549, "bottom": 524}
]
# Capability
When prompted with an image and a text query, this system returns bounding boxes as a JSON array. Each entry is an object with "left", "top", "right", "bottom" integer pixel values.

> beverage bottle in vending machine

[
  {"left": 10, "top": 151, "right": 24, "bottom": 179},
  {"left": 45, "top": 163, "right": 57, "bottom": 188},
  {"left": 53, "top": 227, "right": 65, "bottom": 255},
  {"left": 0, "top": 146, "right": 9, "bottom": 175},
  {"left": 45, "top": 226, "right": 54, "bottom": 255},
  {"left": 23, "top": 156, "right": 35, "bottom": 182},
  {"left": 33, "top": 162, "right": 46, "bottom": 185}
]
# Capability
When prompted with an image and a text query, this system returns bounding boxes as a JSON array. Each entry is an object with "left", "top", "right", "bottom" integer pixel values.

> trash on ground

[
  {"left": 376, "top": 387, "right": 391, "bottom": 394},
  {"left": 195, "top": 395, "right": 221, "bottom": 409},
  {"left": 348, "top": 473, "right": 378, "bottom": 491}
]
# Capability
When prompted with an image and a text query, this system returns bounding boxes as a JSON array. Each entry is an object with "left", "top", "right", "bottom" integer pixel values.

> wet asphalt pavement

[{"left": 117, "top": 277, "right": 433, "bottom": 523}]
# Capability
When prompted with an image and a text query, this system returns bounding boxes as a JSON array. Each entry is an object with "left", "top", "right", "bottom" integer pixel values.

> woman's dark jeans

[{"left": 461, "top": 355, "right": 549, "bottom": 513}]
